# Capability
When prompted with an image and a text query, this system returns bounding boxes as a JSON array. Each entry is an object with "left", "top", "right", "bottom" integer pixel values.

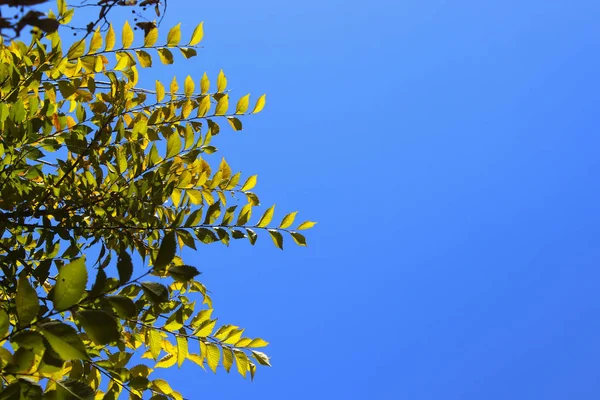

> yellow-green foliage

[{"left": 0, "top": 2, "right": 315, "bottom": 399}]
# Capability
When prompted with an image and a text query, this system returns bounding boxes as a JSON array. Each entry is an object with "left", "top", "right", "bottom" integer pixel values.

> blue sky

[{"left": 84, "top": 0, "right": 600, "bottom": 398}]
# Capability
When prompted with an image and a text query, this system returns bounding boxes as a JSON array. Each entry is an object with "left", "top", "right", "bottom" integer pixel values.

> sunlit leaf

[
  {"left": 52, "top": 257, "right": 87, "bottom": 311},
  {"left": 189, "top": 22, "right": 204, "bottom": 45},
  {"left": 122, "top": 21, "right": 134, "bottom": 48}
]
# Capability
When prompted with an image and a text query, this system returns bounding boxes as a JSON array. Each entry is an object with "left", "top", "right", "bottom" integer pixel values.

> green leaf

[
  {"left": 16, "top": 275, "right": 39, "bottom": 328},
  {"left": 290, "top": 232, "right": 307, "bottom": 246},
  {"left": 141, "top": 282, "right": 169, "bottom": 304},
  {"left": 297, "top": 221, "right": 317, "bottom": 230},
  {"left": 180, "top": 47, "right": 197, "bottom": 58},
  {"left": 122, "top": 21, "right": 134, "bottom": 48},
  {"left": 206, "top": 343, "right": 220, "bottom": 373},
  {"left": 90, "top": 268, "right": 107, "bottom": 298},
  {"left": 0, "top": 310, "right": 8, "bottom": 338},
  {"left": 166, "top": 132, "right": 182, "bottom": 158},
  {"left": 256, "top": 205, "right": 275, "bottom": 228},
  {"left": 7, "top": 348, "right": 34, "bottom": 373},
  {"left": 52, "top": 257, "right": 87, "bottom": 311},
  {"left": 189, "top": 22, "right": 204, "bottom": 45},
  {"left": 55, "top": 379, "right": 94, "bottom": 400},
  {"left": 0, "top": 383, "right": 21, "bottom": 399},
  {"left": 167, "top": 23, "right": 181, "bottom": 46},
  {"left": 155, "top": 231, "right": 176, "bottom": 270},
  {"left": 40, "top": 321, "right": 88, "bottom": 360},
  {"left": 227, "top": 117, "right": 243, "bottom": 131},
  {"left": 107, "top": 295, "right": 136, "bottom": 318},
  {"left": 279, "top": 211, "right": 298, "bottom": 229},
  {"left": 252, "top": 94, "right": 267, "bottom": 114},
  {"left": 117, "top": 252, "right": 133, "bottom": 285},
  {"left": 77, "top": 310, "right": 119, "bottom": 345},
  {"left": 240, "top": 175, "right": 257, "bottom": 191},
  {"left": 168, "top": 265, "right": 201, "bottom": 283},
  {"left": 268, "top": 229, "right": 284, "bottom": 249},
  {"left": 216, "top": 69, "right": 227, "bottom": 92},
  {"left": 235, "top": 94, "right": 250, "bottom": 114}
]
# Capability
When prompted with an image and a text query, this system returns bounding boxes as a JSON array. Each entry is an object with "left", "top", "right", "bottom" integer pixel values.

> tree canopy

[{"left": 0, "top": 1, "right": 314, "bottom": 398}]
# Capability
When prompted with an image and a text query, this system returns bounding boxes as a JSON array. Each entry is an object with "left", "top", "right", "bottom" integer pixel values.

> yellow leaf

[
  {"left": 181, "top": 99, "right": 193, "bottom": 118},
  {"left": 235, "top": 94, "right": 250, "bottom": 114},
  {"left": 252, "top": 94, "right": 266, "bottom": 114},
  {"left": 67, "top": 39, "right": 85, "bottom": 59},
  {"left": 151, "top": 379, "right": 173, "bottom": 395},
  {"left": 235, "top": 338, "right": 252, "bottom": 347},
  {"left": 155, "top": 353, "right": 177, "bottom": 368},
  {"left": 256, "top": 205, "right": 275, "bottom": 228},
  {"left": 227, "top": 117, "right": 242, "bottom": 131},
  {"left": 57, "top": 0, "right": 67, "bottom": 15},
  {"left": 222, "top": 347, "right": 233, "bottom": 373},
  {"left": 194, "top": 319, "right": 216, "bottom": 337},
  {"left": 167, "top": 23, "right": 181, "bottom": 46},
  {"left": 113, "top": 54, "right": 129, "bottom": 71},
  {"left": 297, "top": 221, "right": 317, "bottom": 230},
  {"left": 184, "top": 75, "right": 194, "bottom": 97},
  {"left": 176, "top": 336, "right": 187, "bottom": 368},
  {"left": 240, "top": 175, "right": 257, "bottom": 191},
  {"left": 187, "top": 353, "right": 204, "bottom": 368},
  {"left": 144, "top": 27, "right": 158, "bottom": 47},
  {"left": 216, "top": 69, "right": 227, "bottom": 92},
  {"left": 206, "top": 343, "right": 220, "bottom": 373},
  {"left": 248, "top": 338, "right": 269, "bottom": 348},
  {"left": 236, "top": 203, "right": 253, "bottom": 226},
  {"left": 122, "top": 21, "right": 134, "bottom": 48},
  {"left": 279, "top": 211, "right": 297, "bottom": 229},
  {"left": 88, "top": 28, "right": 102, "bottom": 54},
  {"left": 158, "top": 48, "right": 174, "bottom": 64},
  {"left": 170, "top": 76, "right": 178, "bottom": 96},
  {"left": 197, "top": 96, "right": 211, "bottom": 117},
  {"left": 149, "top": 329, "right": 162, "bottom": 360},
  {"left": 155, "top": 80, "right": 165, "bottom": 102},
  {"left": 105, "top": 24, "right": 115, "bottom": 51},
  {"left": 200, "top": 72, "right": 209, "bottom": 94},
  {"left": 189, "top": 22, "right": 204, "bottom": 46},
  {"left": 233, "top": 350, "right": 249, "bottom": 378},
  {"left": 187, "top": 189, "right": 202, "bottom": 205},
  {"left": 214, "top": 94, "right": 228, "bottom": 115},
  {"left": 136, "top": 50, "right": 152, "bottom": 68}
]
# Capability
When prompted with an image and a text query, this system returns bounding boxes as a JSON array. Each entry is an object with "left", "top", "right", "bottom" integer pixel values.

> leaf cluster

[{"left": 0, "top": 3, "right": 315, "bottom": 398}]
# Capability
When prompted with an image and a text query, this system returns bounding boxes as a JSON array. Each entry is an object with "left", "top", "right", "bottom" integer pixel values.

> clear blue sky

[{"left": 116, "top": 0, "right": 600, "bottom": 398}]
